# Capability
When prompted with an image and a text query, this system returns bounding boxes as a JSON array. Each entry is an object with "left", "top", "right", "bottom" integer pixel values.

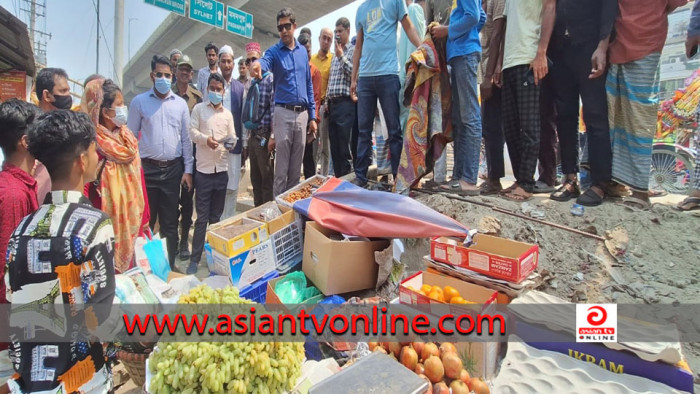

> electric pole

[
  {"left": 96, "top": 0, "right": 100, "bottom": 74},
  {"left": 20, "top": 0, "right": 51, "bottom": 66}
]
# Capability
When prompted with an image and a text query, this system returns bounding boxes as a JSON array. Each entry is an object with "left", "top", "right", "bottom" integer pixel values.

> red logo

[{"left": 586, "top": 306, "right": 607, "bottom": 326}]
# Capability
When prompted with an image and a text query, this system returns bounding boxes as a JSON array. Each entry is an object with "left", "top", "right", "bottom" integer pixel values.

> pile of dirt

[{"left": 400, "top": 191, "right": 700, "bottom": 387}]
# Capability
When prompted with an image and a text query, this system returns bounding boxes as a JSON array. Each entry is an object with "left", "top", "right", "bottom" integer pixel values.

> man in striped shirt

[{"left": 326, "top": 17, "right": 357, "bottom": 178}]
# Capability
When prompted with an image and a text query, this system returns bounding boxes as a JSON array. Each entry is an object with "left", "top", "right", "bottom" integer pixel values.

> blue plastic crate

[{"left": 238, "top": 271, "right": 279, "bottom": 303}]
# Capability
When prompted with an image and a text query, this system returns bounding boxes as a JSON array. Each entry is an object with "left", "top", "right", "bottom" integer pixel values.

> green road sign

[
  {"left": 226, "top": 6, "right": 253, "bottom": 39},
  {"left": 144, "top": 0, "right": 186, "bottom": 16},
  {"left": 189, "top": 0, "right": 224, "bottom": 29}
]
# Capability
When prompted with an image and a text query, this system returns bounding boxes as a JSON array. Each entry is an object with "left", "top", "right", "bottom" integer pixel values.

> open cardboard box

[
  {"left": 302, "top": 222, "right": 390, "bottom": 295},
  {"left": 207, "top": 217, "right": 268, "bottom": 257},
  {"left": 400, "top": 270, "right": 507, "bottom": 379},
  {"left": 430, "top": 234, "right": 538, "bottom": 283},
  {"left": 245, "top": 201, "right": 297, "bottom": 234}
]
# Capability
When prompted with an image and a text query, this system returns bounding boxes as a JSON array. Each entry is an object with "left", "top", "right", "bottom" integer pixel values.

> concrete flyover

[{"left": 122, "top": 0, "right": 353, "bottom": 102}]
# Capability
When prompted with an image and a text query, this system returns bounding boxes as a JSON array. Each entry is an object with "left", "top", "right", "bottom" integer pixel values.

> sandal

[
  {"left": 503, "top": 189, "right": 533, "bottom": 202},
  {"left": 422, "top": 179, "right": 446, "bottom": 191},
  {"left": 576, "top": 187, "right": 605, "bottom": 207},
  {"left": 479, "top": 181, "right": 503, "bottom": 195},
  {"left": 533, "top": 180, "right": 556, "bottom": 194},
  {"left": 439, "top": 180, "right": 460, "bottom": 192},
  {"left": 621, "top": 196, "right": 651, "bottom": 211},
  {"left": 648, "top": 189, "right": 668, "bottom": 198},
  {"left": 550, "top": 179, "right": 580, "bottom": 202},
  {"left": 499, "top": 183, "right": 518, "bottom": 195},
  {"left": 674, "top": 196, "right": 700, "bottom": 211},
  {"left": 605, "top": 182, "right": 629, "bottom": 198}
]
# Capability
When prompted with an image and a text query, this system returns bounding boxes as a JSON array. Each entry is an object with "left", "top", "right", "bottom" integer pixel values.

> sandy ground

[{"left": 400, "top": 186, "right": 700, "bottom": 391}]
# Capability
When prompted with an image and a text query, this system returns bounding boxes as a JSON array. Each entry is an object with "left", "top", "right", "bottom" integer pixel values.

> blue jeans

[
  {"left": 450, "top": 53, "right": 482, "bottom": 185},
  {"left": 355, "top": 75, "right": 402, "bottom": 183}
]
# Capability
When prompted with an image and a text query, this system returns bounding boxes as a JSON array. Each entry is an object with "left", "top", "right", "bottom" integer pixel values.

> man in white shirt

[{"left": 186, "top": 72, "right": 236, "bottom": 274}]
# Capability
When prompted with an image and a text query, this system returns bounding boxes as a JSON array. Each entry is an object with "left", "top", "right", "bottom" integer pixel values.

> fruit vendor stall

[{"left": 109, "top": 176, "right": 693, "bottom": 394}]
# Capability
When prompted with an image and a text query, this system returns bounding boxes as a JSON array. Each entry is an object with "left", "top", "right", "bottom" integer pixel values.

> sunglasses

[
  {"left": 154, "top": 72, "right": 172, "bottom": 79},
  {"left": 277, "top": 23, "right": 293, "bottom": 32},
  {"left": 245, "top": 57, "right": 258, "bottom": 66}
]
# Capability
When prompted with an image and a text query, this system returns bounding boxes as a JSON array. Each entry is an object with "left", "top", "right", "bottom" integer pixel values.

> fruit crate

[
  {"left": 275, "top": 175, "right": 328, "bottom": 209},
  {"left": 270, "top": 215, "right": 304, "bottom": 270},
  {"left": 239, "top": 270, "right": 279, "bottom": 303}
]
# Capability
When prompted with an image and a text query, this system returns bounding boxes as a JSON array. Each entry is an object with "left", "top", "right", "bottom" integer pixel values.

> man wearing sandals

[
  {"left": 678, "top": 0, "right": 700, "bottom": 212},
  {"left": 496, "top": 0, "right": 556, "bottom": 201},
  {"left": 548, "top": 0, "right": 616, "bottom": 206}
]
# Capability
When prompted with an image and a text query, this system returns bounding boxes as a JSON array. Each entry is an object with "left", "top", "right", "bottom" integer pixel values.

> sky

[{"left": 0, "top": 0, "right": 362, "bottom": 95}]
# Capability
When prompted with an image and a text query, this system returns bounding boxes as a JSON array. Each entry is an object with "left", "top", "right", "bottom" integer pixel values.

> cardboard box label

[{"left": 468, "top": 252, "right": 489, "bottom": 271}]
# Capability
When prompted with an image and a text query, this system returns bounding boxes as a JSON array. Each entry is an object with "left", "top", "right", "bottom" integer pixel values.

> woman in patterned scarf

[{"left": 81, "top": 79, "right": 150, "bottom": 273}]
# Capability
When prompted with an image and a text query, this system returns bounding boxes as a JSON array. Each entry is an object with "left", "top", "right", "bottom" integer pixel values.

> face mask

[
  {"left": 111, "top": 106, "right": 128, "bottom": 127},
  {"left": 208, "top": 91, "right": 223, "bottom": 106},
  {"left": 154, "top": 77, "right": 171, "bottom": 94},
  {"left": 52, "top": 93, "right": 73, "bottom": 110}
]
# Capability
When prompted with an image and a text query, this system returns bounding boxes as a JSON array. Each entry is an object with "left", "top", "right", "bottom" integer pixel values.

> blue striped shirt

[{"left": 127, "top": 88, "right": 194, "bottom": 173}]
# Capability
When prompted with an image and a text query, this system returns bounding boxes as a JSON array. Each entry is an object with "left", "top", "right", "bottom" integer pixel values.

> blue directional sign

[
  {"left": 226, "top": 6, "right": 254, "bottom": 39},
  {"left": 144, "top": 0, "right": 186, "bottom": 16},
  {"left": 189, "top": 0, "right": 224, "bottom": 29}
]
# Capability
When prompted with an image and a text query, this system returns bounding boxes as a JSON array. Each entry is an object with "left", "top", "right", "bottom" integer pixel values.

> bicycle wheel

[{"left": 649, "top": 149, "right": 693, "bottom": 194}]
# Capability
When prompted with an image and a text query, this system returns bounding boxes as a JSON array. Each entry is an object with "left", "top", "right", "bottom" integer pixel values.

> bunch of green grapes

[{"left": 147, "top": 286, "right": 305, "bottom": 393}]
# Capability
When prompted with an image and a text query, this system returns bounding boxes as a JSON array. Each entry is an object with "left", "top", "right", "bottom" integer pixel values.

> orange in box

[{"left": 430, "top": 234, "right": 538, "bottom": 284}]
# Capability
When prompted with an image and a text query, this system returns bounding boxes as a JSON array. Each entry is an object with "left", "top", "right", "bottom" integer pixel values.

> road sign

[
  {"left": 226, "top": 6, "right": 253, "bottom": 39},
  {"left": 144, "top": 0, "right": 186, "bottom": 16},
  {"left": 189, "top": 0, "right": 224, "bottom": 29}
]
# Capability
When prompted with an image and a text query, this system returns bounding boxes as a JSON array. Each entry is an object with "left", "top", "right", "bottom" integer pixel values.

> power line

[{"left": 90, "top": 0, "right": 119, "bottom": 84}]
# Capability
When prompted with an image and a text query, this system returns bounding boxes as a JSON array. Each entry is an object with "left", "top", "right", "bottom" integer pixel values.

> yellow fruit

[
  {"left": 443, "top": 286, "right": 460, "bottom": 301},
  {"left": 421, "top": 284, "right": 433, "bottom": 294},
  {"left": 428, "top": 290, "right": 444, "bottom": 302},
  {"left": 450, "top": 296, "right": 467, "bottom": 304}
]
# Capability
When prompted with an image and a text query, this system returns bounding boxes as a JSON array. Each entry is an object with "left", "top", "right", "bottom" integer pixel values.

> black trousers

[
  {"left": 191, "top": 171, "right": 228, "bottom": 264},
  {"left": 248, "top": 134, "right": 274, "bottom": 207},
  {"left": 538, "top": 76, "right": 559, "bottom": 186},
  {"left": 502, "top": 65, "right": 541, "bottom": 192},
  {"left": 482, "top": 87, "right": 504, "bottom": 180},
  {"left": 303, "top": 137, "right": 317, "bottom": 179},
  {"left": 550, "top": 41, "right": 611, "bottom": 185},
  {"left": 179, "top": 146, "right": 195, "bottom": 247},
  {"left": 328, "top": 98, "right": 357, "bottom": 177},
  {"left": 143, "top": 159, "right": 183, "bottom": 268}
]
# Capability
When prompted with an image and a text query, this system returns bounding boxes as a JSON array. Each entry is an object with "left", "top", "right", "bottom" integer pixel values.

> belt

[
  {"left": 276, "top": 103, "right": 307, "bottom": 112},
  {"left": 328, "top": 96, "right": 353, "bottom": 104},
  {"left": 142, "top": 157, "right": 180, "bottom": 168}
]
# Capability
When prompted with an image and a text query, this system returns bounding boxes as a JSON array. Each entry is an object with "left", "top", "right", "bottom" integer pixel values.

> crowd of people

[{"left": 0, "top": 0, "right": 700, "bottom": 392}]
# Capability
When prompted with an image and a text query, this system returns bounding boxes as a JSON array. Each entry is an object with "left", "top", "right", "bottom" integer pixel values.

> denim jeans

[
  {"left": 449, "top": 53, "right": 482, "bottom": 184},
  {"left": 355, "top": 75, "right": 402, "bottom": 183}
]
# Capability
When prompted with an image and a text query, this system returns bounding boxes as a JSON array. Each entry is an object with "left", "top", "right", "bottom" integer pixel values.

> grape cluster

[{"left": 147, "top": 286, "right": 305, "bottom": 393}]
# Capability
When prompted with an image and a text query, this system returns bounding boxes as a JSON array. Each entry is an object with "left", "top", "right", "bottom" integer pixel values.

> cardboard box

[
  {"left": 302, "top": 222, "right": 390, "bottom": 295},
  {"left": 430, "top": 235, "right": 538, "bottom": 283},
  {"left": 245, "top": 202, "right": 296, "bottom": 234},
  {"left": 516, "top": 320, "right": 694, "bottom": 392},
  {"left": 399, "top": 271, "right": 504, "bottom": 379},
  {"left": 205, "top": 240, "right": 277, "bottom": 289},
  {"left": 207, "top": 217, "right": 268, "bottom": 257}
]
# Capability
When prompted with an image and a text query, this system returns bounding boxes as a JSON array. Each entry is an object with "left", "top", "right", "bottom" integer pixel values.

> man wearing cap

[
  {"left": 173, "top": 54, "right": 203, "bottom": 261},
  {"left": 169, "top": 48, "right": 182, "bottom": 84},
  {"left": 249, "top": 7, "right": 317, "bottom": 196},
  {"left": 242, "top": 42, "right": 275, "bottom": 206},
  {"left": 238, "top": 58, "right": 249, "bottom": 85},
  {"left": 218, "top": 45, "right": 246, "bottom": 218}
]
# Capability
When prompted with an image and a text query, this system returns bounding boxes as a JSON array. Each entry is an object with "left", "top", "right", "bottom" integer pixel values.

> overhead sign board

[
  {"left": 189, "top": 0, "right": 224, "bottom": 29},
  {"left": 226, "top": 6, "right": 254, "bottom": 39},
  {"left": 144, "top": 0, "right": 186, "bottom": 16}
]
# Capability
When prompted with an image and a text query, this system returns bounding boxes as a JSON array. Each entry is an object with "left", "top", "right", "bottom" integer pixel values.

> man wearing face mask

[
  {"left": 127, "top": 55, "right": 194, "bottom": 271},
  {"left": 34, "top": 67, "right": 73, "bottom": 204},
  {"left": 173, "top": 54, "right": 203, "bottom": 262},
  {"left": 218, "top": 45, "right": 246, "bottom": 219},
  {"left": 186, "top": 73, "right": 236, "bottom": 275}
]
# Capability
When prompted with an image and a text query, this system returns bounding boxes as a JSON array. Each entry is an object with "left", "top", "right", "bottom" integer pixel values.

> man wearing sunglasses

[
  {"left": 249, "top": 7, "right": 317, "bottom": 197},
  {"left": 127, "top": 54, "right": 193, "bottom": 271}
]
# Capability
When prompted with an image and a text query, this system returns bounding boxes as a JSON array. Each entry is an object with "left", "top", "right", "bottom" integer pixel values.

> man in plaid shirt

[
  {"left": 242, "top": 42, "right": 275, "bottom": 206},
  {"left": 326, "top": 17, "right": 357, "bottom": 178}
]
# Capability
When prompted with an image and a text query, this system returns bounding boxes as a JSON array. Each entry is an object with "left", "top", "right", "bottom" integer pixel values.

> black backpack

[{"left": 242, "top": 71, "right": 272, "bottom": 130}]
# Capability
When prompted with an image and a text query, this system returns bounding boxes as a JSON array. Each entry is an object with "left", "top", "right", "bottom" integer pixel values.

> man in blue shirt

[
  {"left": 352, "top": 0, "right": 422, "bottom": 188},
  {"left": 438, "top": 0, "right": 485, "bottom": 196},
  {"left": 250, "top": 7, "right": 317, "bottom": 196},
  {"left": 127, "top": 55, "right": 193, "bottom": 271}
]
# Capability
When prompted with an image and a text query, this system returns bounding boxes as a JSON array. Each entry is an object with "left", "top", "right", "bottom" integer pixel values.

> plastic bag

[
  {"left": 143, "top": 235, "right": 171, "bottom": 282},
  {"left": 275, "top": 271, "right": 307, "bottom": 303}
]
